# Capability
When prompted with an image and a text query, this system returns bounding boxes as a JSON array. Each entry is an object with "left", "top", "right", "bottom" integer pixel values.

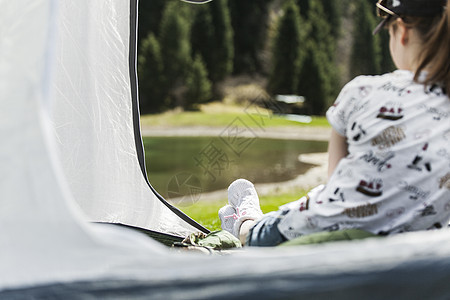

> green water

[{"left": 143, "top": 136, "right": 327, "bottom": 202}]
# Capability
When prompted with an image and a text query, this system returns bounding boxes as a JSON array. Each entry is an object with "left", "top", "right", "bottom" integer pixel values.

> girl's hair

[{"left": 403, "top": 2, "right": 449, "bottom": 95}]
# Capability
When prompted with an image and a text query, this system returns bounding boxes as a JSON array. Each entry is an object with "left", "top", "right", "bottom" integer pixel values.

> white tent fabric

[
  {"left": 0, "top": 0, "right": 166, "bottom": 290},
  {"left": 2, "top": 0, "right": 450, "bottom": 298},
  {"left": 49, "top": 0, "right": 203, "bottom": 236}
]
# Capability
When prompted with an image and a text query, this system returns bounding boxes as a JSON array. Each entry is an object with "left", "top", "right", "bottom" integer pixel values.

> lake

[{"left": 143, "top": 136, "right": 328, "bottom": 201}]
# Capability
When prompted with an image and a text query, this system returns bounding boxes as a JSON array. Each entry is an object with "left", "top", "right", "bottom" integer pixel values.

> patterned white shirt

[{"left": 278, "top": 70, "right": 450, "bottom": 239}]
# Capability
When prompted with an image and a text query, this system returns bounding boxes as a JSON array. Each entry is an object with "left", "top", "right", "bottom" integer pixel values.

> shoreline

[
  {"left": 168, "top": 152, "right": 329, "bottom": 203},
  {"left": 141, "top": 125, "right": 331, "bottom": 142},
  {"left": 140, "top": 125, "right": 330, "bottom": 203}
]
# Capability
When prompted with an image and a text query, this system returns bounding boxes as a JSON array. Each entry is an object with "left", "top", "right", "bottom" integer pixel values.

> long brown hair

[{"left": 408, "top": 2, "right": 450, "bottom": 95}]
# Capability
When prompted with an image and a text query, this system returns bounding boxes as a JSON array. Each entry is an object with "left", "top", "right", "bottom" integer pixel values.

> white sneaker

[
  {"left": 227, "top": 179, "right": 263, "bottom": 237},
  {"left": 219, "top": 204, "right": 238, "bottom": 234}
]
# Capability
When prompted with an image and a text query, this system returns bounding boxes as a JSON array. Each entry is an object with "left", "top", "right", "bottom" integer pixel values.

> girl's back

[{"left": 321, "top": 70, "right": 449, "bottom": 235}]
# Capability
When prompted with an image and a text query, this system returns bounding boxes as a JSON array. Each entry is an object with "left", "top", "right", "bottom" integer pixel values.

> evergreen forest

[{"left": 137, "top": 0, "right": 395, "bottom": 116}]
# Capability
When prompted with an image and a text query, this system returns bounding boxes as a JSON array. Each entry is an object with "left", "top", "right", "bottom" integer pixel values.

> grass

[
  {"left": 140, "top": 102, "right": 330, "bottom": 128},
  {"left": 177, "top": 188, "right": 309, "bottom": 231}
]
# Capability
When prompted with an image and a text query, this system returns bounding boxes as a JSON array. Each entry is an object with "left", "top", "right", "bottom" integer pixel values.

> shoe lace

[{"left": 224, "top": 207, "right": 245, "bottom": 220}]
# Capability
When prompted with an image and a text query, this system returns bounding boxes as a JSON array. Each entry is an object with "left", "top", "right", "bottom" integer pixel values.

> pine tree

[
  {"left": 185, "top": 54, "right": 212, "bottom": 110},
  {"left": 137, "top": 33, "right": 167, "bottom": 113},
  {"left": 298, "top": 44, "right": 331, "bottom": 115},
  {"left": 298, "top": 0, "right": 338, "bottom": 112},
  {"left": 190, "top": 5, "right": 214, "bottom": 78},
  {"left": 307, "top": 1, "right": 335, "bottom": 63},
  {"left": 350, "top": 0, "right": 382, "bottom": 76},
  {"left": 321, "top": 0, "right": 342, "bottom": 39},
  {"left": 296, "top": 0, "right": 310, "bottom": 18},
  {"left": 159, "top": 2, "right": 192, "bottom": 107},
  {"left": 190, "top": 0, "right": 233, "bottom": 84},
  {"left": 209, "top": 0, "right": 234, "bottom": 81},
  {"left": 268, "top": 1, "right": 306, "bottom": 95},
  {"left": 362, "top": 0, "right": 395, "bottom": 73},
  {"left": 228, "top": 0, "right": 272, "bottom": 74},
  {"left": 137, "top": 0, "right": 166, "bottom": 44}
]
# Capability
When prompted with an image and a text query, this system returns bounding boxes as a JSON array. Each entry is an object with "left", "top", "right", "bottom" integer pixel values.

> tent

[
  {"left": 48, "top": 0, "right": 208, "bottom": 240},
  {"left": 2, "top": 0, "right": 450, "bottom": 298}
]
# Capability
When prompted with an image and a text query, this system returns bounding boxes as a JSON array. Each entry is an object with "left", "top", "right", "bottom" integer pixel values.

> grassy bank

[
  {"left": 177, "top": 188, "right": 309, "bottom": 231},
  {"left": 141, "top": 102, "right": 330, "bottom": 128}
]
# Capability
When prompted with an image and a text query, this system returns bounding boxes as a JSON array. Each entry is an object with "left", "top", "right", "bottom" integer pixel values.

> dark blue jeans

[{"left": 245, "top": 210, "right": 289, "bottom": 247}]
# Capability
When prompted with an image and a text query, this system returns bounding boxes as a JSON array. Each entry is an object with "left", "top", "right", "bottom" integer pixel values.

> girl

[{"left": 219, "top": 0, "right": 450, "bottom": 246}]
